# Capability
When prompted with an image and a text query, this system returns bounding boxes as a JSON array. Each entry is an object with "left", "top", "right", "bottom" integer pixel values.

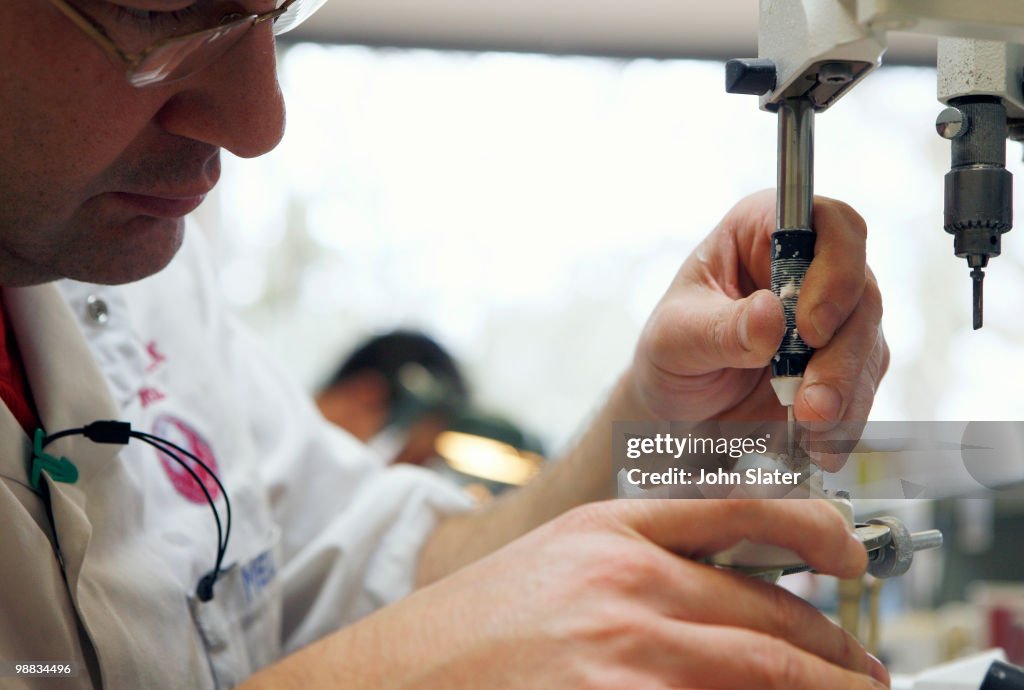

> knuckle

[
  {"left": 560, "top": 501, "right": 614, "bottom": 532},
  {"left": 809, "top": 500, "right": 851, "bottom": 543},
  {"left": 628, "top": 546, "right": 670, "bottom": 583},
  {"left": 766, "top": 587, "right": 809, "bottom": 639},
  {"left": 556, "top": 602, "right": 662, "bottom": 665},
  {"left": 550, "top": 505, "right": 670, "bottom": 594},
  {"left": 832, "top": 628, "right": 864, "bottom": 672},
  {"left": 642, "top": 307, "right": 673, "bottom": 361},
  {"left": 706, "top": 311, "right": 730, "bottom": 353},
  {"left": 584, "top": 547, "right": 667, "bottom": 595},
  {"left": 822, "top": 198, "right": 868, "bottom": 238},
  {"left": 826, "top": 501, "right": 853, "bottom": 535},
  {"left": 866, "top": 336, "right": 888, "bottom": 389},
  {"left": 862, "top": 279, "right": 883, "bottom": 321},
  {"left": 838, "top": 271, "right": 866, "bottom": 300},
  {"left": 723, "top": 499, "right": 766, "bottom": 530},
  {"left": 749, "top": 636, "right": 803, "bottom": 690},
  {"left": 575, "top": 665, "right": 661, "bottom": 690},
  {"left": 878, "top": 334, "right": 891, "bottom": 378},
  {"left": 643, "top": 300, "right": 687, "bottom": 356},
  {"left": 815, "top": 315, "right": 883, "bottom": 396},
  {"left": 606, "top": 609, "right": 661, "bottom": 645},
  {"left": 774, "top": 647, "right": 806, "bottom": 690}
]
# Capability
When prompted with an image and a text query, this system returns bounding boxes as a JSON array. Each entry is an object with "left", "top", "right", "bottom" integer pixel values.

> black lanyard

[{"left": 32, "top": 421, "right": 232, "bottom": 602}]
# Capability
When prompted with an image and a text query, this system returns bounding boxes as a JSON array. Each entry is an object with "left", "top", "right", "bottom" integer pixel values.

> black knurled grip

[{"left": 770, "top": 229, "right": 816, "bottom": 378}]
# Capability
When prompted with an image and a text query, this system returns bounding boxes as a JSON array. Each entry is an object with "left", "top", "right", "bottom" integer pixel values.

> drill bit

[
  {"left": 971, "top": 266, "right": 984, "bottom": 330},
  {"left": 787, "top": 404, "right": 795, "bottom": 461}
]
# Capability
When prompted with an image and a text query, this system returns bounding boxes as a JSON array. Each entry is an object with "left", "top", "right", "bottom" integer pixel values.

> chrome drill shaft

[
  {"left": 778, "top": 98, "right": 815, "bottom": 231},
  {"left": 774, "top": 98, "right": 816, "bottom": 468}
]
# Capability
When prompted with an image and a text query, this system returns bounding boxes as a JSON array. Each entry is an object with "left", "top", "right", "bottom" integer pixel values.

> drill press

[
  {"left": 707, "top": 0, "right": 1024, "bottom": 587},
  {"left": 726, "top": 0, "right": 1024, "bottom": 455}
]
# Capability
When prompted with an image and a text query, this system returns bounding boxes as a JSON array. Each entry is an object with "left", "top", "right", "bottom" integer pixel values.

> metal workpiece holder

[
  {"left": 855, "top": 518, "right": 944, "bottom": 579},
  {"left": 710, "top": 490, "right": 943, "bottom": 581},
  {"left": 720, "top": 518, "right": 943, "bottom": 581}
]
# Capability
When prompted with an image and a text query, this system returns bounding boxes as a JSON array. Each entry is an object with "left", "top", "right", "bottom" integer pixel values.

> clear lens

[
  {"left": 128, "top": 19, "right": 254, "bottom": 88},
  {"left": 272, "top": 0, "right": 329, "bottom": 35}
]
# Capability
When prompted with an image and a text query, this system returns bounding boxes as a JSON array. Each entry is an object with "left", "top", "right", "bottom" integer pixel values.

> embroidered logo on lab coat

[{"left": 152, "top": 415, "right": 222, "bottom": 504}]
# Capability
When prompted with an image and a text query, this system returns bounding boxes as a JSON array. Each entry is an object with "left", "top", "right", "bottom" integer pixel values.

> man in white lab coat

[{"left": 0, "top": 1, "right": 890, "bottom": 688}]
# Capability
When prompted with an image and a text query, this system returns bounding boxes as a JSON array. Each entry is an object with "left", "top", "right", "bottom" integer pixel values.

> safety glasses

[{"left": 47, "top": 0, "right": 328, "bottom": 87}]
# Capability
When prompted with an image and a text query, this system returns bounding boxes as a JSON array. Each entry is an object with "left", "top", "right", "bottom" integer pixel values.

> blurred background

[
  {"left": 196, "top": 2, "right": 1024, "bottom": 454},
  {"left": 190, "top": 0, "right": 1024, "bottom": 676}
]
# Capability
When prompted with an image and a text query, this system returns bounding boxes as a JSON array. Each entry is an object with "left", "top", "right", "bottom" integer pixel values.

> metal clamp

[{"left": 859, "top": 518, "right": 944, "bottom": 579}]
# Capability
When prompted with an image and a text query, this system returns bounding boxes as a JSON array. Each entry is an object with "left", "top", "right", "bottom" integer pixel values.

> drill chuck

[{"left": 940, "top": 98, "right": 1014, "bottom": 330}]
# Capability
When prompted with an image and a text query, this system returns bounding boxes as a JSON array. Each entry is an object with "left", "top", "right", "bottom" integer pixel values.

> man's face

[{"left": 0, "top": 0, "right": 286, "bottom": 286}]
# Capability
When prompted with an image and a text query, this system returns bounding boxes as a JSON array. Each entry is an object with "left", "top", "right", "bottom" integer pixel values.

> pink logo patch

[
  {"left": 152, "top": 415, "right": 221, "bottom": 505},
  {"left": 145, "top": 340, "right": 168, "bottom": 372},
  {"left": 139, "top": 387, "right": 166, "bottom": 408}
]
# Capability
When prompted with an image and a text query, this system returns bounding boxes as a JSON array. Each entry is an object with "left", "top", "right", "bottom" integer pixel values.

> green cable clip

[{"left": 30, "top": 428, "right": 79, "bottom": 491}]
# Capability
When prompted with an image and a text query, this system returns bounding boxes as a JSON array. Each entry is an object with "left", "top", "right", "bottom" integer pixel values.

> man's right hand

[{"left": 243, "top": 499, "right": 890, "bottom": 689}]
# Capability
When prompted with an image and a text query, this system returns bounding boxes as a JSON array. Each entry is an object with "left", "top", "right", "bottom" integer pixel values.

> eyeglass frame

[{"left": 46, "top": 0, "right": 300, "bottom": 87}]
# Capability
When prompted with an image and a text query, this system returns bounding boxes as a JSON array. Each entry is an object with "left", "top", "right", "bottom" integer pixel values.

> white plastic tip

[{"left": 770, "top": 376, "right": 802, "bottom": 407}]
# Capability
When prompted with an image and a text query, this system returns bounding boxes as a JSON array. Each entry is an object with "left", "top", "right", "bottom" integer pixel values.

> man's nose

[{"left": 154, "top": 23, "right": 287, "bottom": 159}]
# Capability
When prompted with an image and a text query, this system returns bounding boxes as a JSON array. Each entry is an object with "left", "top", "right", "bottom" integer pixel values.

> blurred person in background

[{"left": 315, "top": 330, "right": 469, "bottom": 465}]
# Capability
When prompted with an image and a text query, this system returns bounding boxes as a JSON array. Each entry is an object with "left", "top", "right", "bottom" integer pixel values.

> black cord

[
  {"left": 39, "top": 421, "right": 232, "bottom": 602},
  {"left": 43, "top": 427, "right": 87, "bottom": 445},
  {"left": 132, "top": 432, "right": 233, "bottom": 601},
  {"left": 130, "top": 431, "right": 233, "bottom": 561},
  {"left": 134, "top": 436, "right": 226, "bottom": 601}
]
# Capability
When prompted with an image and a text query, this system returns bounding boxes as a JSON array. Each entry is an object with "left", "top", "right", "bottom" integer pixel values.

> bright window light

[{"left": 198, "top": 44, "right": 1024, "bottom": 450}]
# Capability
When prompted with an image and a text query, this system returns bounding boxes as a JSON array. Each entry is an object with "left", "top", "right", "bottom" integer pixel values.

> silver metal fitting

[
  {"left": 819, "top": 62, "right": 854, "bottom": 85},
  {"left": 936, "top": 106, "right": 969, "bottom": 139},
  {"left": 863, "top": 517, "right": 943, "bottom": 579}
]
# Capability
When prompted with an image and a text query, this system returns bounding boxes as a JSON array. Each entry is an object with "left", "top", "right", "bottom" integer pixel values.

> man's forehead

[{"left": 105, "top": 1, "right": 196, "bottom": 7}]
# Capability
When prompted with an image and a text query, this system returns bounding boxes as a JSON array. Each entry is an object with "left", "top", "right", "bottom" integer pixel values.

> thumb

[{"left": 652, "top": 289, "right": 784, "bottom": 375}]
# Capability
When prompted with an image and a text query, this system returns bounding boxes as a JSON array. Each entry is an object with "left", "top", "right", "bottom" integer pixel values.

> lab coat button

[{"left": 86, "top": 295, "right": 110, "bottom": 325}]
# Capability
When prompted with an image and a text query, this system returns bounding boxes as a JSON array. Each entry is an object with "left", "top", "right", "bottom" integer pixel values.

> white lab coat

[{"left": 0, "top": 227, "right": 473, "bottom": 689}]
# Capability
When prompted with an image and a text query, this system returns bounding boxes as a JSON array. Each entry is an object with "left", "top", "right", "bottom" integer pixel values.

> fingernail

[
  {"left": 846, "top": 529, "right": 867, "bottom": 573},
  {"left": 738, "top": 297, "right": 755, "bottom": 352},
  {"left": 811, "top": 302, "right": 842, "bottom": 342},
  {"left": 867, "top": 653, "right": 890, "bottom": 687},
  {"left": 804, "top": 383, "right": 842, "bottom": 421}
]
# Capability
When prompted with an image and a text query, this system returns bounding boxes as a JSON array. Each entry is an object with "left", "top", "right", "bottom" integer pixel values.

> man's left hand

[{"left": 628, "top": 191, "right": 888, "bottom": 449}]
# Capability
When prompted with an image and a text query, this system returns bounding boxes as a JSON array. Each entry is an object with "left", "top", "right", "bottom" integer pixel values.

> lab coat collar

[
  {"left": 1, "top": 282, "right": 120, "bottom": 586},
  {"left": 4, "top": 283, "right": 120, "bottom": 442}
]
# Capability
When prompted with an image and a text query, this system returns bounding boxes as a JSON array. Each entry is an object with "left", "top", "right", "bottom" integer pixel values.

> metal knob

[
  {"left": 863, "top": 517, "right": 943, "bottom": 579},
  {"left": 725, "top": 58, "right": 777, "bottom": 96},
  {"left": 936, "top": 106, "right": 969, "bottom": 139}
]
